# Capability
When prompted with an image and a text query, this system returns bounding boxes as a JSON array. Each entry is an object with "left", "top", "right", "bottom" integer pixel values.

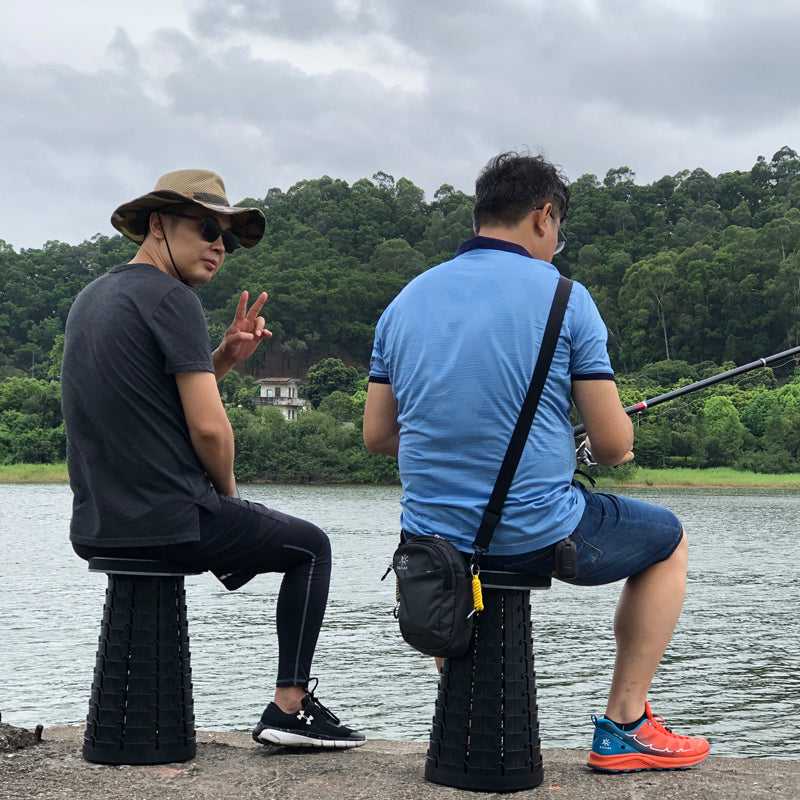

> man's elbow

[
  {"left": 363, "top": 429, "right": 398, "bottom": 458},
  {"left": 363, "top": 434, "right": 389, "bottom": 456},
  {"left": 591, "top": 446, "right": 630, "bottom": 467},
  {"left": 190, "top": 418, "right": 234, "bottom": 449},
  {"left": 589, "top": 434, "right": 634, "bottom": 467},
  {"left": 363, "top": 431, "right": 379, "bottom": 453}
]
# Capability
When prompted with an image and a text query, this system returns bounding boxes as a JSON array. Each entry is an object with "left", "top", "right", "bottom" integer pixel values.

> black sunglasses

[{"left": 165, "top": 211, "right": 240, "bottom": 253}]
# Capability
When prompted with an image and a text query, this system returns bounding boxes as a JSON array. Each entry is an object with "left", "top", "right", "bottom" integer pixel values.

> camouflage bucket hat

[{"left": 111, "top": 169, "right": 265, "bottom": 249}]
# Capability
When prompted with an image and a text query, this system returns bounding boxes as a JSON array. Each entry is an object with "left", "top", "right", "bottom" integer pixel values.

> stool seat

[
  {"left": 82, "top": 557, "right": 201, "bottom": 765},
  {"left": 88, "top": 557, "right": 204, "bottom": 577},
  {"left": 425, "top": 569, "right": 550, "bottom": 793},
  {"left": 479, "top": 570, "right": 551, "bottom": 590}
]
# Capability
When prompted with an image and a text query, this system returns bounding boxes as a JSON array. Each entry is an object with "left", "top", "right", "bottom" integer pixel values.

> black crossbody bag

[{"left": 388, "top": 276, "right": 573, "bottom": 658}]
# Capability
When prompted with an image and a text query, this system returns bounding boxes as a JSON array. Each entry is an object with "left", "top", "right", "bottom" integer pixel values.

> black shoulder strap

[{"left": 473, "top": 275, "right": 573, "bottom": 555}]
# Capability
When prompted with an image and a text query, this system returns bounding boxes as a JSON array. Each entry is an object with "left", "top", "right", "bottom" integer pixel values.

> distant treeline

[
  {"left": 2, "top": 147, "right": 800, "bottom": 476},
  {"left": 4, "top": 353, "right": 800, "bottom": 477}
]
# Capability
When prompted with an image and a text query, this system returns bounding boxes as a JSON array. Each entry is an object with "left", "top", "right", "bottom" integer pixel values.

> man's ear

[
  {"left": 148, "top": 211, "right": 166, "bottom": 241},
  {"left": 531, "top": 202, "right": 552, "bottom": 238}
]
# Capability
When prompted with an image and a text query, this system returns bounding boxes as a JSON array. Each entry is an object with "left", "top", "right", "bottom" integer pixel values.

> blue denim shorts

[{"left": 479, "top": 481, "right": 684, "bottom": 586}]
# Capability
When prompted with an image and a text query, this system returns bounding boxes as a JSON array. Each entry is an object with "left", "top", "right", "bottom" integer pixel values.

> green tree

[
  {"left": 619, "top": 251, "right": 678, "bottom": 366},
  {"left": 369, "top": 239, "right": 426, "bottom": 280},
  {"left": 698, "top": 396, "right": 746, "bottom": 467},
  {"left": 218, "top": 370, "right": 258, "bottom": 408},
  {"left": 0, "top": 377, "right": 65, "bottom": 463},
  {"left": 317, "top": 390, "right": 358, "bottom": 422},
  {"left": 300, "top": 358, "right": 364, "bottom": 408}
]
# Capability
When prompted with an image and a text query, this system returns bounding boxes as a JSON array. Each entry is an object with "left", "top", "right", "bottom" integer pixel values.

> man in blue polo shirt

[{"left": 363, "top": 151, "right": 709, "bottom": 772}]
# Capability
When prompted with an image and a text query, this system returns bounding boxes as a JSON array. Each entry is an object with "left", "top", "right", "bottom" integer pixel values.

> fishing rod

[{"left": 572, "top": 344, "right": 800, "bottom": 438}]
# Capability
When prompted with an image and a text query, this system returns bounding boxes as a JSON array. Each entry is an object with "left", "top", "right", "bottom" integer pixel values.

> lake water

[{"left": 1, "top": 483, "right": 798, "bottom": 759}]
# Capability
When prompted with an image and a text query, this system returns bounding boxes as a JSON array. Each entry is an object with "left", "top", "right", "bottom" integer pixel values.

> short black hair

[{"left": 473, "top": 151, "right": 570, "bottom": 232}]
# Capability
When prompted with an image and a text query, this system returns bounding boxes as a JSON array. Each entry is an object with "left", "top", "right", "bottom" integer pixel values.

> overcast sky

[{"left": 2, "top": 0, "right": 798, "bottom": 251}]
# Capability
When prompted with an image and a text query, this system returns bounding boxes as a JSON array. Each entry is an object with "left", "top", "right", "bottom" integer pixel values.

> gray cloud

[
  {"left": 107, "top": 27, "right": 142, "bottom": 76},
  {"left": 190, "top": 0, "right": 379, "bottom": 41},
  {"left": 1, "top": 0, "right": 798, "bottom": 249}
]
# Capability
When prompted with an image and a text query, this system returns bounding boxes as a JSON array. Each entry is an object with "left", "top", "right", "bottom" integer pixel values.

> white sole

[{"left": 256, "top": 729, "right": 366, "bottom": 749}]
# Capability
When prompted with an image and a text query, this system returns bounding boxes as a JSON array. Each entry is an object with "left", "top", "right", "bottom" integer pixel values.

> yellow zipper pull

[{"left": 471, "top": 573, "right": 484, "bottom": 612}]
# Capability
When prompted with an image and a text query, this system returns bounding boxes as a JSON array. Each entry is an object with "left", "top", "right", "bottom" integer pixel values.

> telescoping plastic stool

[
  {"left": 425, "top": 570, "right": 552, "bottom": 793},
  {"left": 82, "top": 557, "right": 203, "bottom": 765}
]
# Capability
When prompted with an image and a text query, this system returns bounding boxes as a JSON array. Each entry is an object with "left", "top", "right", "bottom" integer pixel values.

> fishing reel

[{"left": 575, "top": 437, "right": 597, "bottom": 468}]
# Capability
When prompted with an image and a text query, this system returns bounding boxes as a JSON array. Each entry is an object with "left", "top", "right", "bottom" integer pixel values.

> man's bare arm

[
  {"left": 363, "top": 382, "right": 400, "bottom": 458},
  {"left": 176, "top": 370, "right": 237, "bottom": 496},
  {"left": 571, "top": 379, "right": 634, "bottom": 466}
]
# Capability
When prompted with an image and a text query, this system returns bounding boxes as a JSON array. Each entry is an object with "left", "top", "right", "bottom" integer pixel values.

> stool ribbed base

[
  {"left": 83, "top": 572, "right": 196, "bottom": 765},
  {"left": 425, "top": 587, "right": 543, "bottom": 793}
]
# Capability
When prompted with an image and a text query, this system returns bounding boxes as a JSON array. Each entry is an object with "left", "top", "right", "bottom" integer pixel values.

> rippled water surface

[{"left": 1, "top": 483, "right": 798, "bottom": 757}]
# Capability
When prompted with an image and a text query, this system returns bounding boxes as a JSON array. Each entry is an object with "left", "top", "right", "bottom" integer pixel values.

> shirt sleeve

[
  {"left": 150, "top": 286, "right": 215, "bottom": 374},
  {"left": 568, "top": 283, "right": 615, "bottom": 380},
  {"left": 369, "top": 315, "right": 391, "bottom": 382}
]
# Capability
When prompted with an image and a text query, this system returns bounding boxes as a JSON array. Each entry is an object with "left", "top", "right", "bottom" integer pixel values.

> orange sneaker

[{"left": 587, "top": 702, "right": 709, "bottom": 772}]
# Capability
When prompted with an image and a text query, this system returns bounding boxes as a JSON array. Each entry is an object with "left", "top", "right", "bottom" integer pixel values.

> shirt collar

[{"left": 455, "top": 235, "right": 533, "bottom": 259}]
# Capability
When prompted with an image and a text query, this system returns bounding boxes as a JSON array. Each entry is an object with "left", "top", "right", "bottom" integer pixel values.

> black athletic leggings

[{"left": 73, "top": 495, "right": 332, "bottom": 688}]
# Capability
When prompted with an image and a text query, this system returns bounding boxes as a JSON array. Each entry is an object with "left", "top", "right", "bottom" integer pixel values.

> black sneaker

[{"left": 252, "top": 685, "right": 366, "bottom": 749}]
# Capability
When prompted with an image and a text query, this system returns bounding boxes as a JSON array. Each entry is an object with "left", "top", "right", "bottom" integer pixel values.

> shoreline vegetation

[
  {"left": 2, "top": 463, "right": 800, "bottom": 489},
  {"left": 6, "top": 153, "right": 800, "bottom": 484}
]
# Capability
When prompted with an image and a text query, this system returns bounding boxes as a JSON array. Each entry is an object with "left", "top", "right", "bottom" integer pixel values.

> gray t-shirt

[{"left": 62, "top": 263, "right": 220, "bottom": 547}]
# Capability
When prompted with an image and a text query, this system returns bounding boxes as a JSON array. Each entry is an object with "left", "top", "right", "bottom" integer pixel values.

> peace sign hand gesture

[{"left": 212, "top": 290, "right": 272, "bottom": 380}]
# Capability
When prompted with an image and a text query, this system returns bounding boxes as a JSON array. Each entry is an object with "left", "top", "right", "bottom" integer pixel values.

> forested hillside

[
  {"left": 2, "top": 147, "right": 800, "bottom": 477},
  {"left": 4, "top": 146, "right": 800, "bottom": 378}
]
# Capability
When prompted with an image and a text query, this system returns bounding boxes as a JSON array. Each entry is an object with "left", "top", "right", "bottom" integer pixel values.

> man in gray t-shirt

[
  {"left": 64, "top": 261, "right": 221, "bottom": 547},
  {"left": 62, "top": 169, "right": 365, "bottom": 750}
]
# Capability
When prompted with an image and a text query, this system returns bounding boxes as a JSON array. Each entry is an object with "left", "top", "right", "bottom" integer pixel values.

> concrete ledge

[{"left": 1, "top": 725, "right": 798, "bottom": 800}]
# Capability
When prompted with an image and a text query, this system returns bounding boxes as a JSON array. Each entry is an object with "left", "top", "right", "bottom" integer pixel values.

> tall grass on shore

[
  {"left": 0, "top": 463, "right": 69, "bottom": 483},
  {"left": 2, "top": 462, "right": 800, "bottom": 488},
  {"left": 593, "top": 467, "right": 800, "bottom": 489}
]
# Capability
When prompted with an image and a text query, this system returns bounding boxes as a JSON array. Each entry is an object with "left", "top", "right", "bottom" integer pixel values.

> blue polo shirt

[{"left": 369, "top": 237, "right": 614, "bottom": 555}]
